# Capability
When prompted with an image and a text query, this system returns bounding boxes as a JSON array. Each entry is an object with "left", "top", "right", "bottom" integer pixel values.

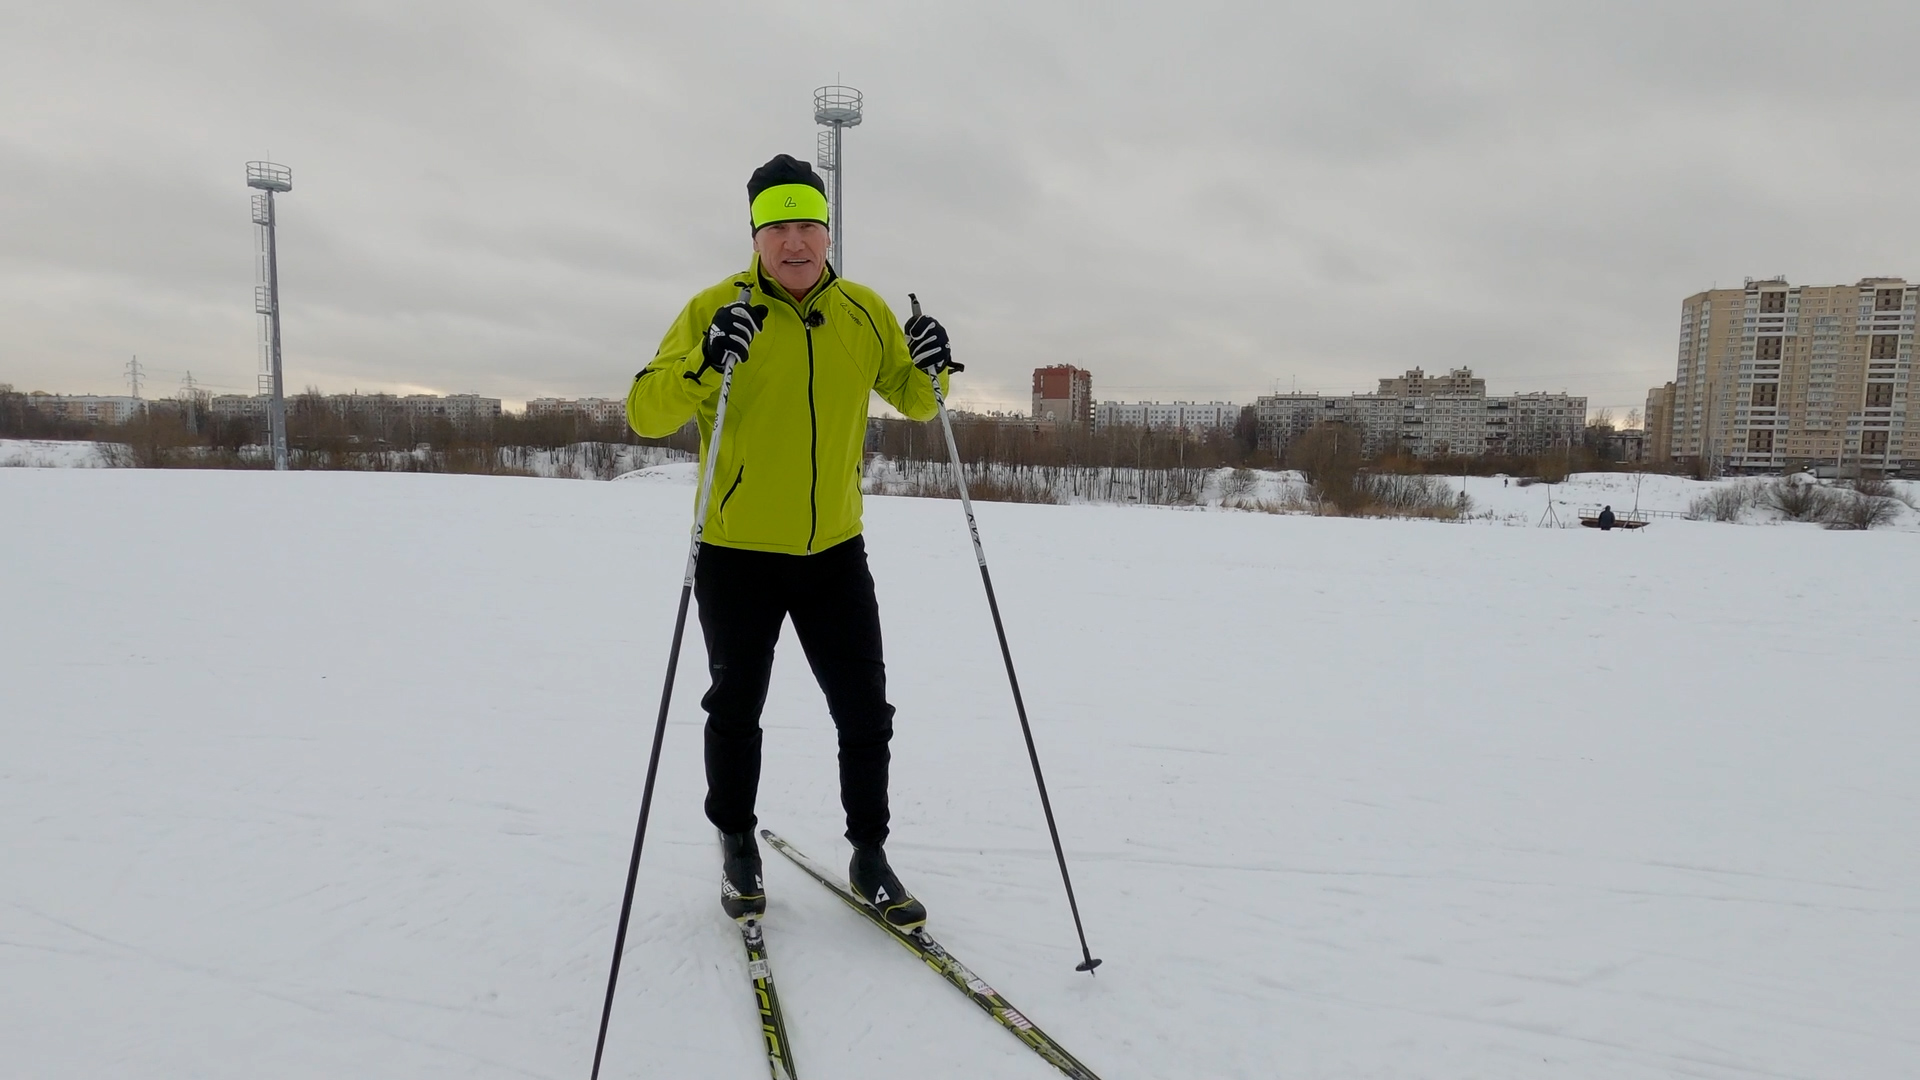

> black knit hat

[{"left": 748, "top": 154, "right": 827, "bottom": 202}]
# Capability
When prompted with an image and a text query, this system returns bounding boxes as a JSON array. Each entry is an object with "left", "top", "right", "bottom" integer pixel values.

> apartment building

[
  {"left": 20, "top": 393, "right": 145, "bottom": 424},
  {"left": 1592, "top": 426, "right": 1646, "bottom": 463},
  {"left": 1644, "top": 382, "right": 1676, "bottom": 463},
  {"left": 1503, "top": 392, "right": 1588, "bottom": 456},
  {"left": 207, "top": 392, "right": 503, "bottom": 430},
  {"left": 208, "top": 395, "right": 270, "bottom": 420},
  {"left": 430, "top": 394, "right": 503, "bottom": 426},
  {"left": 526, "top": 397, "right": 626, "bottom": 425},
  {"left": 1655, "top": 277, "right": 1916, "bottom": 473},
  {"left": 1254, "top": 368, "right": 1585, "bottom": 458},
  {"left": 1092, "top": 400, "right": 1240, "bottom": 435},
  {"left": 1377, "top": 367, "right": 1486, "bottom": 398},
  {"left": 1031, "top": 365, "right": 1093, "bottom": 428},
  {"left": 1253, "top": 393, "right": 1405, "bottom": 456}
]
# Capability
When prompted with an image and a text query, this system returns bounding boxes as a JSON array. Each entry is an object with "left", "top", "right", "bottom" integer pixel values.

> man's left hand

[{"left": 906, "top": 314, "right": 963, "bottom": 376}]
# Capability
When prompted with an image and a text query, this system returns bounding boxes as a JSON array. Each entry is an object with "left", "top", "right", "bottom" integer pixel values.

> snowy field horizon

[
  {"left": 4, "top": 466, "right": 1915, "bottom": 1078},
  {"left": 6, "top": 437, "right": 1919, "bottom": 532}
]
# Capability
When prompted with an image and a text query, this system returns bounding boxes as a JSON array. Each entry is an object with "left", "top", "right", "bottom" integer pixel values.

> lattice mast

[
  {"left": 813, "top": 86, "right": 863, "bottom": 273},
  {"left": 247, "top": 162, "right": 292, "bottom": 470}
]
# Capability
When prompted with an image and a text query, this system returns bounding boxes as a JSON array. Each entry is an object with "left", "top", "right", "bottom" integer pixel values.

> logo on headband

[{"left": 784, "top": 196, "right": 796, "bottom": 207}]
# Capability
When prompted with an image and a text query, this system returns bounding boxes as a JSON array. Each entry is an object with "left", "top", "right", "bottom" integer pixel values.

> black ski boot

[
  {"left": 850, "top": 843, "right": 927, "bottom": 929},
  {"left": 720, "top": 830, "right": 766, "bottom": 922}
]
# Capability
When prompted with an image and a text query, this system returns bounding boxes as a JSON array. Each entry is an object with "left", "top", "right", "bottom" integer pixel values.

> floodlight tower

[
  {"left": 247, "top": 161, "right": 293, "bottom": 470},
  {"left": 813, "top": 85, "right": 863, "bottom": 272}
]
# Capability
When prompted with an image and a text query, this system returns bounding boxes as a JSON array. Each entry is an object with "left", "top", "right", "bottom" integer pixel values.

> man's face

[{"left": 753, "top": 221, "right": 830, "bottom": 297}]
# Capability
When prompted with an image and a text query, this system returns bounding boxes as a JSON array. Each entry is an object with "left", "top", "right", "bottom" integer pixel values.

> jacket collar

[{"left": 750, "top": 253, "right": 838, "bottom": 312}]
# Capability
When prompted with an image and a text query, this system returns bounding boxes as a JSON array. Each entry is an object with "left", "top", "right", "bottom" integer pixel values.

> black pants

[{"left": 693, "top": 535, "right": 895, "bottom": 847}]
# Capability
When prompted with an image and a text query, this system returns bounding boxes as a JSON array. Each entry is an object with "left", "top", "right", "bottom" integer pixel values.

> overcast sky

[{"left": 4, "top": 1, "right": 1919, "bottom": 416}]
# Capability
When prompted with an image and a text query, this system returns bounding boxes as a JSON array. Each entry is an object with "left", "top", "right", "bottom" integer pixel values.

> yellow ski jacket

[{"left": 627, "top": 256, "right": 948, "bottom": 555}]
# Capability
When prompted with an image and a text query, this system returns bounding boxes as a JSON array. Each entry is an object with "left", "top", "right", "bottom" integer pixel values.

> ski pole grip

[
  {"left": 909, "top": 293, "right": 942, "bottom": 399},
  {"left": 725, "top": 282, "right": 752, "bottom": 369}
]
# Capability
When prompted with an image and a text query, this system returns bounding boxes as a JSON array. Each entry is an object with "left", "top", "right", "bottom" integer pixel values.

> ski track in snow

[{"left": 2, "top": 467, "right": 1916, "bottom": 1079}]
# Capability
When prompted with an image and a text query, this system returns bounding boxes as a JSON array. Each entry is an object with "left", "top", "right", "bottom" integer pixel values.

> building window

[
  {"left": 1760, "top": 291, "right": 1787, "bottom": 313},
  {"left": 1754, "top": 337, "right": 1783, "bottom": 361},
  {"left": 1866, "top": 382, "right": 1894, "bottom": 408},
  {"left": 1752, "top": 383, "right": 1779, "bottom": 407},
  {"left": 1862, "top": 431, "right": 1889, "bottom": 455},
  {"left": 1747, "top": 429, "right": 1774, "bottom": 453},
  {"left": 1875, "top": 288, "right": 1904, "bottom": 312},
  {"left": 1871, "top": 334, "right": 1899, "bottom": 359}
]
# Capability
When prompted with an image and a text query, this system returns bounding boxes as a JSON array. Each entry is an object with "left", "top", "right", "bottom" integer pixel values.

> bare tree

[
  {"left": 1850, "top": 474, "right": 1896, "bottom": 499},
  {"left": 1764, "top": 477, "right": 1834, "bottom": 522},
  {"left": 1218, "top": 467, "right": 1257, "bottom": 507},
  {"left": 1824, "top": 489, "right": 1901, "bottom": 530},
  {"left": 1688, "top": 480, "right": 1763, "bottom": 522}
]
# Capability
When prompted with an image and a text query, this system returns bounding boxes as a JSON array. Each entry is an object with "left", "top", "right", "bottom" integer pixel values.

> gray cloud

[{"left": 3, "top": 0, "right": 1918, "bottom": 414}]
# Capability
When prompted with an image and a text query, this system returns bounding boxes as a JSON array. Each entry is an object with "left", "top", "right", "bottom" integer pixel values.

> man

[
  {"left": 625, "top": 154, "right": 958, "bottom": 929},
  {"left": 1598, "top": 505, "right": 1616, "bottom": 531}
]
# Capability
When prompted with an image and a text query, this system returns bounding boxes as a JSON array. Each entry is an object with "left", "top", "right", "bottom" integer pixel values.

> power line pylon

[{"left": 180, "top": 371, "right": 201, "bottom": 433}]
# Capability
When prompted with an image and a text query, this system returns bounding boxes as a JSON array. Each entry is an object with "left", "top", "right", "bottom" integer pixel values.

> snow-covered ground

[
  {"left": 3, "top": 467, "right": 1915, "bottom": 1079},
  {"left": 0, "top": 438, "right": 127, "bottom": 468},
  {"left": 0, "top": 439, "right": 692, "bottom": 479}
]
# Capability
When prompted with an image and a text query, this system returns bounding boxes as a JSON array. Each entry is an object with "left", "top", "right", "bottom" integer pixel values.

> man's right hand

[{"left": 687, "top": 300, "right": 769, "bottom": 383}]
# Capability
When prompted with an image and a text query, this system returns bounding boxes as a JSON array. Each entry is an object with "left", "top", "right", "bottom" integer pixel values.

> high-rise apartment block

[
  {"left": 1644, "top": 382, "right": 1675, "bottom": 463},
  {"left": 1254, "top": 368, "right": 1584, "bottom": 458},
  {"left": 1031, "top": 365, "right": 1093, "bottom": 428},
  {"left": 1653, "top": 277, "right": 1916, "bottom": 473}
]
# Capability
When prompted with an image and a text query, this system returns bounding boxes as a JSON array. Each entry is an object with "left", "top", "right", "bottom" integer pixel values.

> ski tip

[{"left": 1075, "top": 957, "right": 1104, "bottom": 974}]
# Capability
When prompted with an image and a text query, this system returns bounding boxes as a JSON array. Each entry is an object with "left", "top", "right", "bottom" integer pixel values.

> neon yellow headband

[{"left": 751, "top": 184, "right": 831, "bottom": 232}]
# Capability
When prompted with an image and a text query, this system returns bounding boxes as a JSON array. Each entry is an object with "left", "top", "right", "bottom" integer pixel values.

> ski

[
  {"left": 735, "top": 915, "right": 800, "bottom": 1080},
  {"left": 760, "top": 830, "right": 1103, "bottom": 1080}
]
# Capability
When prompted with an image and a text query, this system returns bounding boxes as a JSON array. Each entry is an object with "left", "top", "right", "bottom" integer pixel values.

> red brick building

[{"left": 1031, "top": 365, "right": 1093, "bottom": 428}]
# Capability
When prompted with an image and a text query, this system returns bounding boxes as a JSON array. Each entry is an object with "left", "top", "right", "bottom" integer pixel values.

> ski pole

[
  {"left": 911, "top": 293, "right": 1103, "bottom": 975},
  {"left": 591, "top": 282, "right": 753, "bottom": 1080}
]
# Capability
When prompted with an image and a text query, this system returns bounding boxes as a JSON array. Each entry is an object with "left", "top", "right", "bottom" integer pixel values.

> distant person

[
  {"left": 1598, "top": 505, "right": 1616, "bottom": 531},
  {"left": 625, "top": 153, "right": 959, "bottom": 929}
]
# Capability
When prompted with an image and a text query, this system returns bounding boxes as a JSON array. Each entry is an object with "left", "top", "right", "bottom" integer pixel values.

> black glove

[
  {"left": 905, "top": 314, "right": 963, "bottom": 375},
  {"left": 687, "top": 300, "right": 769, "bottom": 383}
]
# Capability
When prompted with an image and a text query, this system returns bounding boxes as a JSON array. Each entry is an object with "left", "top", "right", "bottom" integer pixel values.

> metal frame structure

[
  {"left": 247, "top": 161, "right": 293, "bottom": 470},
  {"left": 812, "top": 85, "right": 863, "bottom": 272}
]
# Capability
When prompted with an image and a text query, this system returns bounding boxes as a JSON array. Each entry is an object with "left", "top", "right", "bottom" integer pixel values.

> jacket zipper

[
  {"left": 755, "top": 267, "right": 831, "bottom": 554},
  {"left": 718, "top": 465, "right": 744, "bottom": 516},
  {"left": 804, "top": 322, "right": 818, "bottom": 552}
]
